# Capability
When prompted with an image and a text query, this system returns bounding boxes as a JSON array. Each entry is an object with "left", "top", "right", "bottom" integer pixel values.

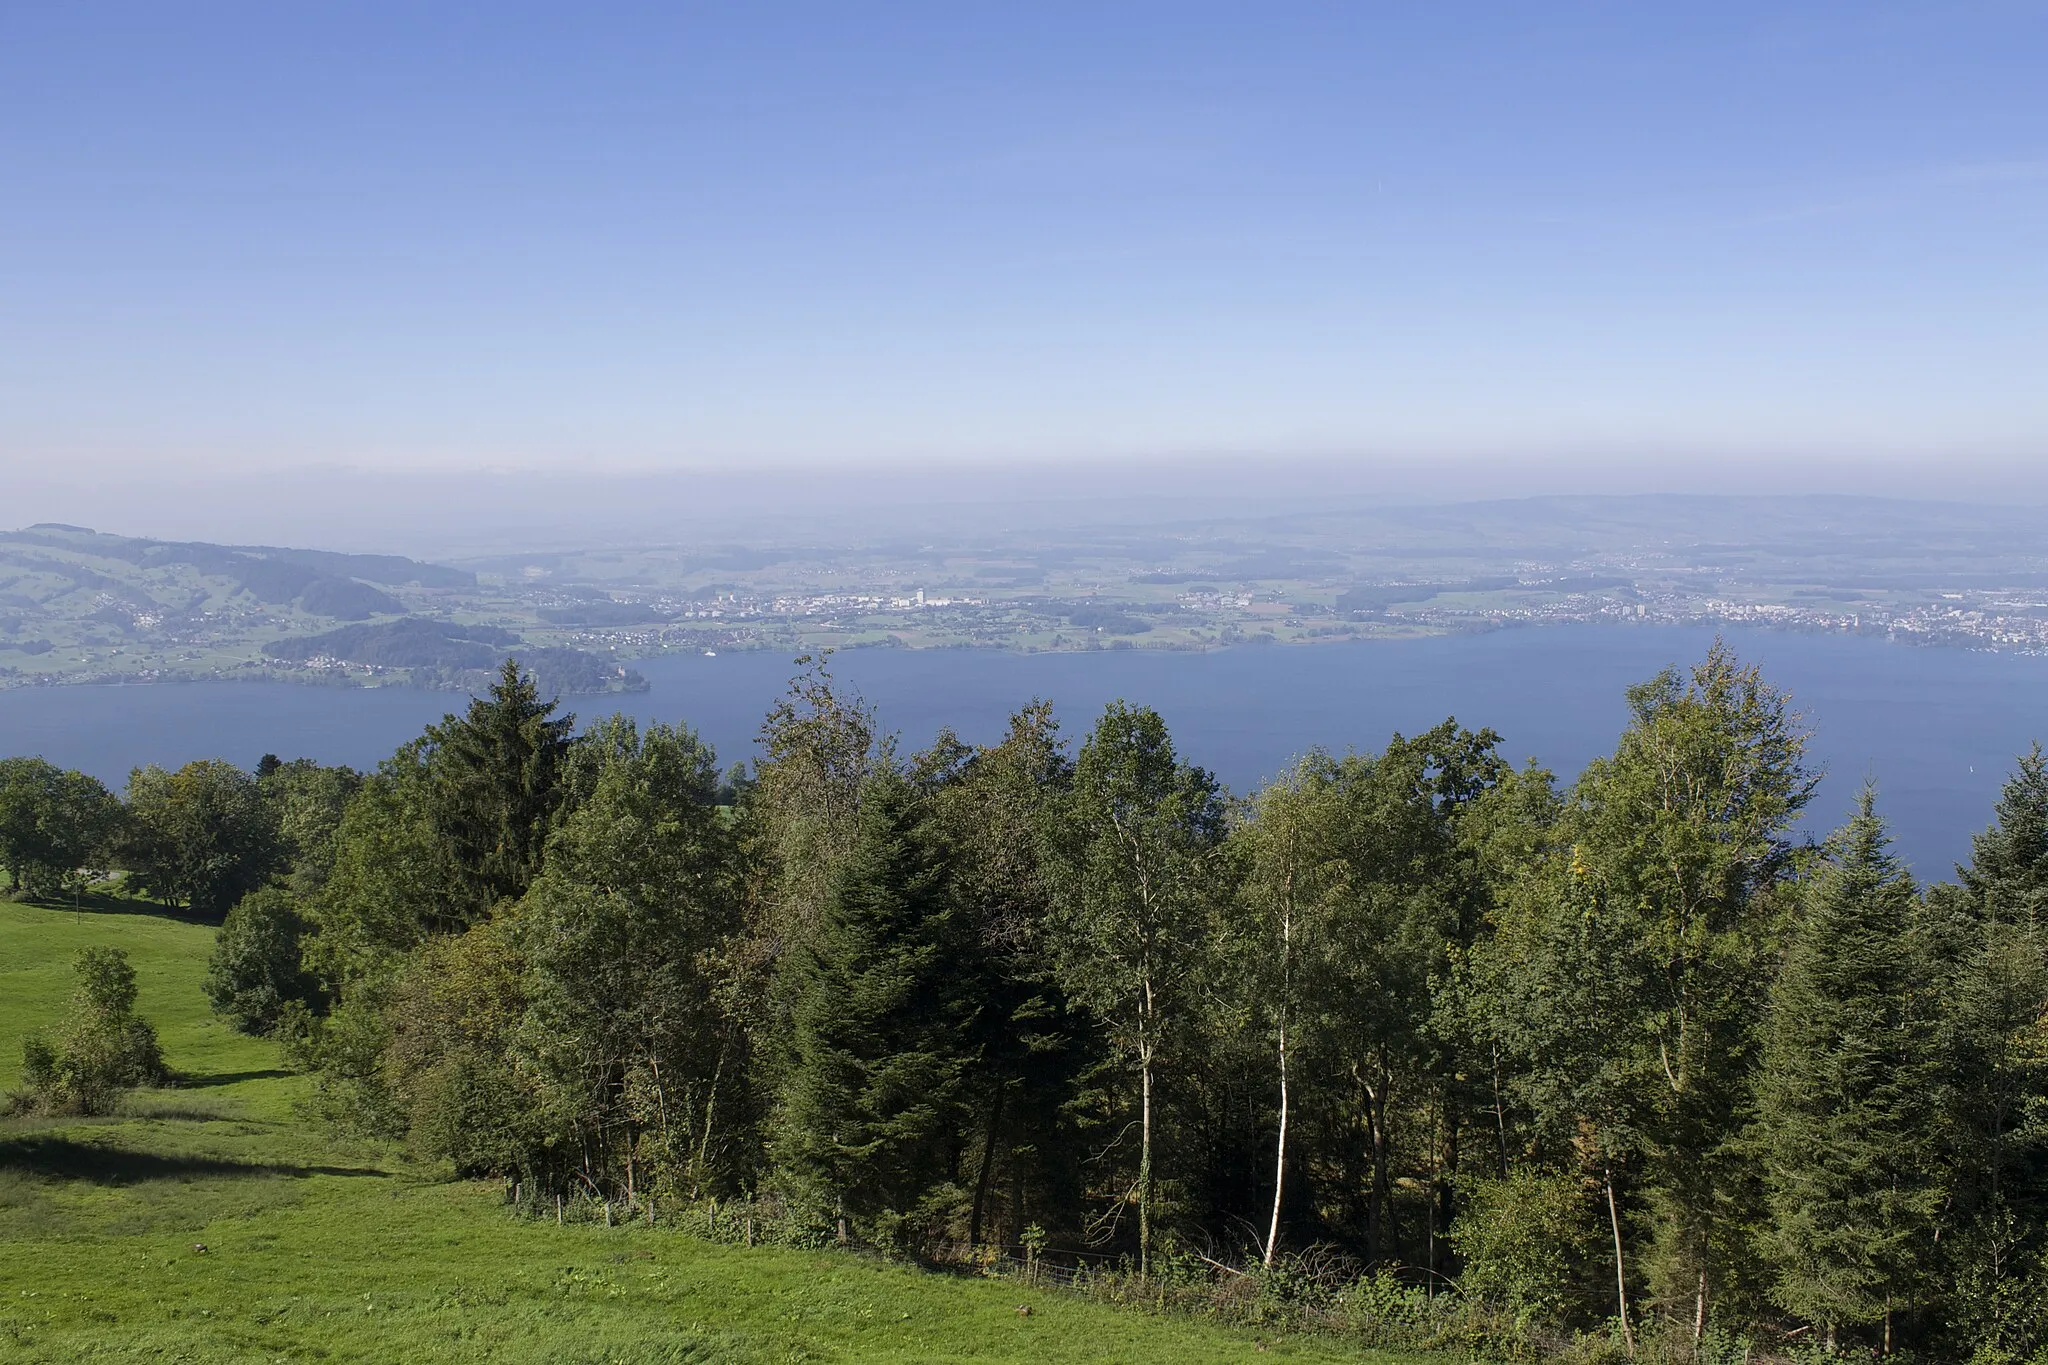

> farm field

[{"left": 0, "top": 898, "right": 1423, "bottom": 1364}]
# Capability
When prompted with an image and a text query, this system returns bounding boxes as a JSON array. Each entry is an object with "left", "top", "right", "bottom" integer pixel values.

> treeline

[{"left": 10, "top": 647, "right": 2048, "bottom": 1360}]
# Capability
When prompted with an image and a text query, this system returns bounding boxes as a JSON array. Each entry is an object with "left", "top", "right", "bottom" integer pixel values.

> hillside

[
  {"left": 0, "top": 895, "right": 1419, "bottom": 1364},
  {"left": 0, "top": 526, "right": 642, "bottom": 695}
]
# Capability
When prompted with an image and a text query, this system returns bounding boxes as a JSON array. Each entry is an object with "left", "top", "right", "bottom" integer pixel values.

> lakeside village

[{"left": 538, "top": 579, "right": 2048, "bottom": 657}]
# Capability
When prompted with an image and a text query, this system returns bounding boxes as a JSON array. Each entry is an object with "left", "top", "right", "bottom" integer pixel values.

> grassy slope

[{"left": 0, "top": 900, "right": 1427, "bottom": 1364}]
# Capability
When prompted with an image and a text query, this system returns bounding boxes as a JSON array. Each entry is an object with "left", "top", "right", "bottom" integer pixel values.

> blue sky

[{"left": 3, "top": 3, "right": 2045, "bottom": 483}]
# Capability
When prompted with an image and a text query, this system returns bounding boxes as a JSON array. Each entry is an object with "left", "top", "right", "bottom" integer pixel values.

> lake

[{"left": 2, "top": 625, "right": 2043, "bottom": 877}]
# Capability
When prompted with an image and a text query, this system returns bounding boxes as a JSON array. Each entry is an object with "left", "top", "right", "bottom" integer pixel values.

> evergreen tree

[
  {"left": 428, "top": 659, "right": 574, "bottom": 912},
  {"left": 1929, "top": 748, "right": 2048, "bottom": 1356},
  {"left": 773, "top": 777, "right": 974, "bottom": 1250},
  {"left": 1754, "top": 792, "right": 1941, "bottom": 1351},
  {"left": 1960, "top": 744, "right": 2048, "bottom": 928}
]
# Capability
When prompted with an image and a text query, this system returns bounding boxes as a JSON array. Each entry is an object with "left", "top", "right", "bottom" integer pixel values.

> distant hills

[
  {"left": 0, "top": 525, "right": 642, "bottom": 694},
  {"left": 8, "top": 493, "right": 2048, "bottom": 691},
  {"left": 3, "top": 524, "right": 469, "bottom": 620}
]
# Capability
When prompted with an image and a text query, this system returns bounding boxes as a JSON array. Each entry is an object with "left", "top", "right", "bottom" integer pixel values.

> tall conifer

[
  {"left": 429, "top": 658, "right": 574, "bottom": 911},
  {"left": 1961, "top": 745, "right": 2048, "bottom": 928},
  {"left": 773, "top": 777, "right": 973, "bottom": 1248},
  {"left": 1755, "top": 791, "right": 1940, "bottom": 1350},
  {"left": 1932, "top": 748, "right": 2048, "bottom": 1355}
]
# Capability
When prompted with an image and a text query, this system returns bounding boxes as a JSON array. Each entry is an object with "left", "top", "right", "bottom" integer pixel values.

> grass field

[{"left": 0, "top": 897, "right": 1431, "bottom": 1364}]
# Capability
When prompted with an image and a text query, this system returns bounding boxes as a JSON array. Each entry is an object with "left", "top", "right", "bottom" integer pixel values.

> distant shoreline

[{"left": 7, "top": 613, "right": 2045, "bottom": 695}]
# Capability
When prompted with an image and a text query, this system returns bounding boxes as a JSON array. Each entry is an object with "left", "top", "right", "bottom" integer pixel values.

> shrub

[
  {"left": 7, "top": 947, "right": 167, "bottom": 1115},
  {"left": 1450, "top": 1167, "right": 1598, "bottom": 1327}
]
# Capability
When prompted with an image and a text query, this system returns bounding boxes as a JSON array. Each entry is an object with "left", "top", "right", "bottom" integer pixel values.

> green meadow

[{"left": 0, "top": 897, "right": 1422, "bottom": 1364}]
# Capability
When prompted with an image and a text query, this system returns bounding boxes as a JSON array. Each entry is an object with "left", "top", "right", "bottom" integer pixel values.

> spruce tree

[
  {"left": 1933, "top": 748, "right": 2048, "bottom": 1356},
  {"left": 429, "top": 658, "right": 574, "bottom": 912},
  {"left": 773, "top": 776, "right": 973, "bottom": 1250},
  {"left": 1960, "top": 744, "right": 2048, "bottom": 928},
  {"left": 1755, "top": 791, "right": 1940, "bottom": 1351}
]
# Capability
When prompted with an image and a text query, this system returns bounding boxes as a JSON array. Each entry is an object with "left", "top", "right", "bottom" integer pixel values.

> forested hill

[{"left": 0, "top": 525, "right": 641, "bottom": 694}]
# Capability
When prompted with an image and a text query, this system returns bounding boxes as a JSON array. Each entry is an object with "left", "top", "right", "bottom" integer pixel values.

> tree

[
  {"left": 1959, "top": 744, "right": 2048, "bottom": 928},
  {"left": 0, "top": 757, "right": 120, "bottom": 899},
  {"left": 1328, "top": 723, "right": 1507, "bottom": 1269},
  {"left": 1474, "top": 825, "right": 1660, "bottom": 1354},
  {"left": 1926, "top": 748, "right": 2048, "bottom": 1357},
  {"left": 428, "top": 658, "right": 574, "bottom": 913},
  {"left": 774, "top": 776, "right": 975, "bottom": 1250},
  {"left": 9, "top": 947, "right": 166, "bottom": 1115},
  {"left": 1044, "top": 701, "right": 1226, "bottom": 1275},
  {"left": 741, "top": 656, "right": 895, "bottom": 1133},
  {"left": 1229, "top": 753, "right": 1347, "bottom": 1267},
  {"left": 381, "top": 916, "right": 549, "bottom": 1176},
  {"left": 516, "top": 718, "right": 746, "bottom": 1202},
  {"left": 1563, "top": 643, "right": 1814, "bottom": 1335},
  {"left": 307, "top": 739, "right": 467, "bottom": 985},
  {"left": 921, "top": 701, "right": 1095, "bottom": 1250},
  {"left": 206, "top": 887, "right": 323, "bottom": 1035},
  {"left": 751, "top": 654, "right": 890, "bottom": 949},
  {"left": 1754, "top": 792, "right": 1941, "bottom": 1352},
  {"left": 1451, "top": 1167, "right": 1600, "bottom": 1326},
  {"left": 257, "top": 756, "right": 363, "bottom": 896},
  {"left": 122, "top": 760, "right": 283, "bottom": 917}
]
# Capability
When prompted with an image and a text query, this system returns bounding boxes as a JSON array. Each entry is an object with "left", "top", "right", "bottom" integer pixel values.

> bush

[
  {"left": 1450, "top": 1167, "right": 1598, "bottom": 1327},
  {"left": 206, "top": 887, "right": 323, "bottom": 1034},
  {"left": 6, "top": 947, "right": 167, "bottom": 1115}
]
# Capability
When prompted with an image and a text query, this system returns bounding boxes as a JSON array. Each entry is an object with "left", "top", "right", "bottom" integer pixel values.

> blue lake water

[{"left": 2, "top": 625, "right": 2043, "bottom": 878}]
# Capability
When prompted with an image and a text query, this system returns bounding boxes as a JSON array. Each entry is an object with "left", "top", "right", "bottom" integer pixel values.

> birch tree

[{"left": 1045, "top": 702, "right": 1225, "bottom": 1275}]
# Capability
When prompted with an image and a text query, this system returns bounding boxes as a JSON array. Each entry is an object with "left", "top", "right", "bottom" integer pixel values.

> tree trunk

[
  {"left": 694, "top": 1039, "right": 727, "bottom": 1200},
  {"left": 1266, "top": 1017, "right": 1289, "bottom": 1267},
  {"left": 1365, "top": 1075, "right": 1393, "bottom": 1265},
  {"left": 970, "top": 1084, "right": 1007, "bottom": 1249},
  {"left": 1606, "top": 1166, "right": 1635, "bottom": 1359},
  {"left": 1139, "top": 1037, "right": 1154, "bottom": 1278},
  {"left": 1436, "top": 1098, "right": 1459, "bottom": 1284}
]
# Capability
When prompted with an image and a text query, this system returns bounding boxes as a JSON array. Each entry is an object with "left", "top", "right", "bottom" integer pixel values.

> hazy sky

[{"left": 4, "top": 3, "right": 2046, "bottom": 485}]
